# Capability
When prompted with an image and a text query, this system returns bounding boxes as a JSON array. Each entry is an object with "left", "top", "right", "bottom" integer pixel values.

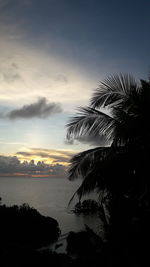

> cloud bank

[
  {"left": 0, "top": 146, "right": 76, "bottom": 177},
  {"left": 0, "top": 154, "right": 67, "bottom": 177},
  {"left": 16, "top": 147, "right": 75, "bottom": 164}
]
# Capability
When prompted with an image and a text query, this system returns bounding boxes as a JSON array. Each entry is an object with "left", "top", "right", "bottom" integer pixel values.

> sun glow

[{"left": 15, "top": 147, "right": 75, "bottom": 166}]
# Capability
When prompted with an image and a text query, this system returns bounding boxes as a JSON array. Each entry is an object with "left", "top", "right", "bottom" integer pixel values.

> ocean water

[{"left": 0, "top": 177, "right": 100, "bottom": 234}]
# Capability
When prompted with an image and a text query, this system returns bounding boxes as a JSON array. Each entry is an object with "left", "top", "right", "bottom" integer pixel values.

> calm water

[{"left": 0, "top": 177, "right": 100, "bottom": 234}]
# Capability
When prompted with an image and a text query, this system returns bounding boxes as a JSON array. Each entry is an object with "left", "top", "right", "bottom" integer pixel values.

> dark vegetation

[
  {"left": 0, "top": 200, "right": 63, "bottom": 266},
  {"left": 66, "top": 74, "right": 150, "bottom": 266},
  {"left": 0, "top": 202, "right": 60, "bottom": 249},
  {"left": 73, "top": 199, "right": 100, "bottom": 214},
  {"left": 0, "top": 248, "right": 71, "bottom": 267},
  {"left": 66, "top": 225, "right": 103, "bottom": 258}
]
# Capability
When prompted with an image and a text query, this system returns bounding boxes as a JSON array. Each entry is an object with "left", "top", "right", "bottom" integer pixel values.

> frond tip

[
  {"left": 68, "top": 171, "right": 98, "bottom": 205},
  {"left": 91, "top": 74, "right": 138, "bottom": 109}
]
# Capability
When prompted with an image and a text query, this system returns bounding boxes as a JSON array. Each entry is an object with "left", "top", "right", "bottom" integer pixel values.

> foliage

[
  {"left": 66, "top": 225, "right": 103, "bottom": 259},
  {"left": 66, "top": 74, "right": 150, "bottom": 206},
  {"left": 73, "top": 199, "right": 100, "bottom": 214},
  {"left": 0, "top": 203, "right": 60, "bottom": 249},
  {"left": 66, "top": 73, "right": 150, "bottom": 265}
]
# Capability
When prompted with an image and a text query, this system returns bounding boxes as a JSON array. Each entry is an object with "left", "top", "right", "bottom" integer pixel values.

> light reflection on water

[{"left": 0, "top": 177, "right": 101, "bottom": 234}]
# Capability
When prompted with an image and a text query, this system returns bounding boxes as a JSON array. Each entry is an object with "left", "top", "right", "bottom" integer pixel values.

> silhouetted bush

[
  {"left": 66, "top": 225, "right": 103, "bottom": 258},
  {"left": 0, "top": 203, "right": 60, "bottom": 250},
  {"left": 0, "top": 246, "right": 74, "bottom": 267}
]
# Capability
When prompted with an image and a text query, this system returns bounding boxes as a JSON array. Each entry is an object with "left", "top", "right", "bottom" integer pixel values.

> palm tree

[{"left": 66, "top": 74, "right": 150, "bottom": 227}]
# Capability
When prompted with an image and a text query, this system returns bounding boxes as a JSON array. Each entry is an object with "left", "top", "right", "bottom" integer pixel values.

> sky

[{"left": 0, "top": 0, "right": 149, "bottom": 176}]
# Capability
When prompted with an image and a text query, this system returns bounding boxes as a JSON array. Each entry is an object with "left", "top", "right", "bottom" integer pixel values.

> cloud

[
  {"left": 77, "top": 135, "right": 110, "bottom": 146},
  {"left": 16, "top": 148, "right": 75, "bottom": 165},
  {"left": 65, "top": 134, "right": 110, "bottom": 147},
  {"left": 64, "top": 139, "right": 74, "bottom": 145},
  {"left": 54, "top": 74, "right": 68, "bottom": 83},
  {"left": 0, "top": 141, "right": 27, "bottom": 146},
  {"left": 7, "top": 145, "right": 75, "bottom": 177},
  {"left": 0, "top": 154, "right": 67, "bottom": 177},
  {"left": 3, "top": 97, "right": 62, "bottom": 120},
  {"left": 0, "top": 62, "right": 22, "bottom": 83},
  {"left": 0, "top": 35, "right": 94, "bottom": 111},
  {"left": 30, "top": 148, "right": 75, "bottom": 157},
  {"left": 16, "top": 151, "right": 70, "bottom": 163}
]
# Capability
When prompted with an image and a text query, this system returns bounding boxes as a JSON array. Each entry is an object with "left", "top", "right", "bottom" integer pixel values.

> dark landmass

[
  {"left": 0, "top": 248, "right": 71, "bottom": 267},
  {"left": 1, "top": 197, "right": 150, "bottom": 266},
  {"left": 0, "top": 202, "right": 60, "bottom": 250}
]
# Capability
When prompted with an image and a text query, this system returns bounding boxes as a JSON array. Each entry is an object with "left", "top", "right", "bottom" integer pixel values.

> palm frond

[
  {"left": 66, "top": 106, "right": 116, "bottom": 142},
  {"left": 68, "top": 171, "right": 98, "bottom": 205},
  {"left": 68, "top": 147, "right": 111, "bottom": 181},
  {"left": 140, "top": 79, "right": 150, "bottom": 106},
  {"left": 91, "top": 74, "right": 138, "bottom": 109},
  {"left": 68, "top": 146, "right": 143, "bottom": 205},
  {"left": 68, "top": 146, "right": 129, "bottom": 203}
]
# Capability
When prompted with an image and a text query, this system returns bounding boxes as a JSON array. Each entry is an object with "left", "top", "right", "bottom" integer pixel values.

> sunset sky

[{"left": 0, "top": 0, "right": 149, "bottom": 175}]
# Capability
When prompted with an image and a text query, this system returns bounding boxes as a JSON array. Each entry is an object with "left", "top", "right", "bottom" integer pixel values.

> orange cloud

[{"left": 16, "top": 147, "right": 76, "bottom": 165}]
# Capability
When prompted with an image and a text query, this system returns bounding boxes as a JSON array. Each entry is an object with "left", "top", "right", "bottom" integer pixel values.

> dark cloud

[
  {"left": 65, "top": 134, "right": 110, "bottom": 147},
  {"left": 77, "top": 135, "right": 110, "bottom": 147},
  {"left": 0, "top": 155, "right": 67, "bottom": 177},
  {"left": 6, "top": 97, "right": 62, "bottom": 120}
]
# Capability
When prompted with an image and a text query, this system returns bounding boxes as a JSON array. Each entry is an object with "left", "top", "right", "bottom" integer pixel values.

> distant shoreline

[{"left": 0, "top": 175, "right": 66, "bottom": 179}]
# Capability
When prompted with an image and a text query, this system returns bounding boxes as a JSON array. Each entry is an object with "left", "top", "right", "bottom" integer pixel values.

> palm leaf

[
  {"left": 68, "top": 146, "right": 145, "bottom": 205},
  {"left": 66, "top": 106, "right": 117, "bottom": 142},
  {"left": 68, "top": 147, "right": 112, "bottom": 181},
  {"left": 68, "top": 171, "right": 98, "bottom": 205},
  {"left": 91, "top": 74, "right": 138, "bottom": 109},
  {"left": 68, "top": 146, "right": 131, "bottom": 204}
]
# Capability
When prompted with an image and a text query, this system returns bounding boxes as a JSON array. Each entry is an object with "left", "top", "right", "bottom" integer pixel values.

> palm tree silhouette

[{"left": 66, "top": 74, "right": 150, "bottom": 227}]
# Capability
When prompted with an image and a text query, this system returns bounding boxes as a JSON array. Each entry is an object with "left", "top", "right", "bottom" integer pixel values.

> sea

[{"left": 0, "top": 176, "right": 101, "bottom": 235}]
